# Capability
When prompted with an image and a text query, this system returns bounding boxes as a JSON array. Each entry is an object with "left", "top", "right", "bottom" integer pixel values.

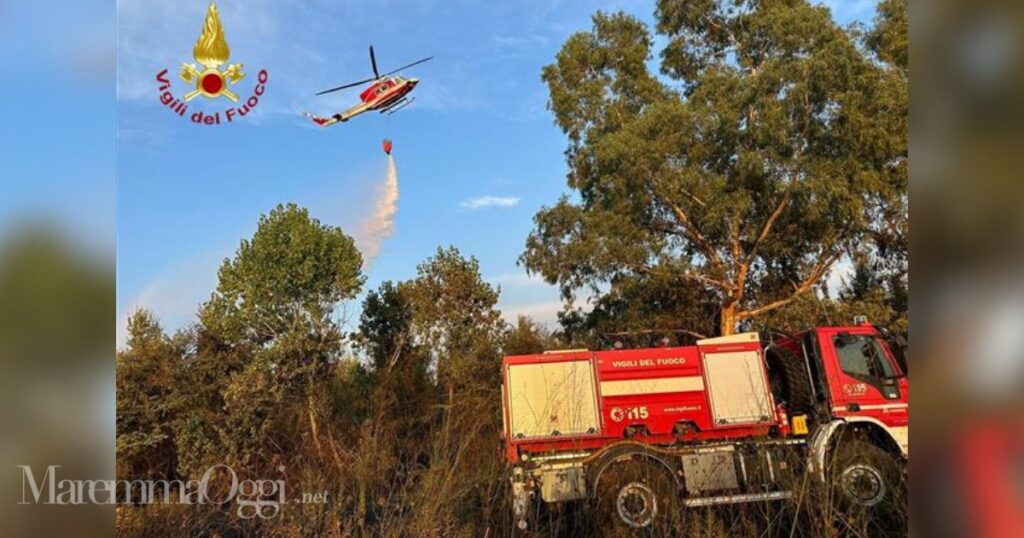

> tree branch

[
  {"left": 702, "top": 14, "right": 740, "bottom": 51},
  {"left": 736, "top": 246, "right": 844, "bottom": 320},
  {"left": 661, "top": 198, "right": 725, "bottom": 272},
  {"left": 628, "top": 263, "right": 732, "bottom": 292},
  {"left": 729, "top": 217, "right": 748, "bottom": 304},
  {"left": 680, "top": 188, "right": 707, "bottom": 208},
  {"left": 730, "top": 216, "right": 743, "bottom": 268},
  {"left": 746, "top": 192, "right": 791, "bottom": 265}
]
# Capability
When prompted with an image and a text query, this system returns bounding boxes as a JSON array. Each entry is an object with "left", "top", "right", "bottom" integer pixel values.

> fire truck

[{"left": 501, "top": 321, "right": 908, "bottom": 533}]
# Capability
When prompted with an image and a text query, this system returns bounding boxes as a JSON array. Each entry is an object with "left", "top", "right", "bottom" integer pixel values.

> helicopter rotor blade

[
  {"left": 315, "top": 77, "right": 377, "bottom": 95},
  {"left": 370, "top": 45, "right": 380, "bottom": 79},
  {"left": 383, "top": 56, "right": 433, "bottom": 76},
  {"left": 315, "top": 49, "right": 430, "bottom": 95}
]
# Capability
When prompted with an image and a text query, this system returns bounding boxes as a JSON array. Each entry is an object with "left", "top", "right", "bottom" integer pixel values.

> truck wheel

[
  {"left": 593, "top": 459, "right": 679, "bottom": 536},
  {"left": 829, "top": 440, "right": 907, "bottom": 531},
  {"left": 765, "top": 346, "right": 813, "bottom": 413}
]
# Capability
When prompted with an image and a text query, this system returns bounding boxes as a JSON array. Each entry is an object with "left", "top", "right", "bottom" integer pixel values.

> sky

[
  {"left": 109, "top": 0, "right": 878, "bottom": 346},
  {"left": 0, "top": 0, "right": 116, "bottom": 251}
]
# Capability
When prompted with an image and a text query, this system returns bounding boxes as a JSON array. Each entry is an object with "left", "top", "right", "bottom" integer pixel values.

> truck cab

[{"left": 772, "top": 323, "right": 909, "bottom": 458}]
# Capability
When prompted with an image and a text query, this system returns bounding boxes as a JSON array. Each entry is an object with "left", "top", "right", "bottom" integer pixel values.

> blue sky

[
  {"left": 112, "top": 0, "right": 877, "bottom": 345},
  {"left": 1, "top": 0, "right": 116, "bottom": 251}
]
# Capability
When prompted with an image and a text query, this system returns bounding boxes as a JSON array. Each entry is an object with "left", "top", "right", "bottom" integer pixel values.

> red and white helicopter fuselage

[
  {"left": 308, "top": 76, "right": 419, "bottom": 127},
  {"left": 306, "top": 47, "right": 430, "bottom": 128}
]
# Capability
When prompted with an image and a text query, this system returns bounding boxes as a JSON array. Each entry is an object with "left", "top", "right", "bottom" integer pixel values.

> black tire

[
  {"left": 592, "top": 458, "right": 681, "bottom": 537},
  {"left": 828, "top": 440, "right": 907, "bottom": 536},
  {"left": 765, "top": 346, "right": 813, "bottom": 414}
]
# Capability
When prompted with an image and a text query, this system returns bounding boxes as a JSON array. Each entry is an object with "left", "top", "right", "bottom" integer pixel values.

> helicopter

[{"left": 305, "top": 46, "right": 432, "bottom": 127}]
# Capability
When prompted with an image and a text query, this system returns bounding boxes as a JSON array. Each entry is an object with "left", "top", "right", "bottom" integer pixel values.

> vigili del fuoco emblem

[
  {"left": 180, "top": 2, "right": 244, "bottom": 102},
  {"left": 155, "top": 1, "right": 268, "bottom": 125}
]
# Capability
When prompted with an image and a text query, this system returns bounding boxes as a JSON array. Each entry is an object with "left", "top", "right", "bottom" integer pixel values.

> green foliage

[
  {"left": 502, "top": 315, "right": 558, "bottom": 356},
  {"left": 753, "top": 260, "right": 907, "bottom": 337},
  {"left": 404, "top": 246, "right": 506, "bottom": 392},
  {"left": 867, "top": 0, "right": 908, "bottom": 71},
  {"left": 355, "top": 280, "right": 418, "bottom": 374},
  {"left": 354, "top": 279, "right": 434, "bottom": 442},
  {"left": 560, "top": 272, "right": 719, "bottom": 348},
  {"left": 339, "top": 248, "right": 511, "bottom": 535},
  {"left": 116, "top": 310, "right": 181, "bottom": 479},
  {"left": 328, "top": 357, "right": 375, "bottom": 426},
  {"left": 177, "top": 203, "right": 365, "bottom": 475},
  {"left": 524, "top": 1, "right": 908, "bottom": 334},
  {"left": 839, "top": 257, "right": 907, "bottom": 334},
  {"left": 0, "top": 225, "right": 113, "bottom": 368},
  {"left": 200, "top": 202, "right": 364, "bottom": 346}
]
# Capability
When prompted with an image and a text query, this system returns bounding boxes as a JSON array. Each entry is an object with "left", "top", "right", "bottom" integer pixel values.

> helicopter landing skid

[{"left": 382, "top": 97, "right": 414, "bottom": 115}]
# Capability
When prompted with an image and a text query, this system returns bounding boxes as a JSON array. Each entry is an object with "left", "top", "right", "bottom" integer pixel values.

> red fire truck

[{"left": 501, "top": 321, "right": 908, "bottom": 533}]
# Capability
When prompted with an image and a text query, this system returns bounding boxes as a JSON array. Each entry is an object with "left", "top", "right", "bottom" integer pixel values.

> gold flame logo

[
  {"left": 193, "top": 2, "right": 230, "bottom": 68},
  {"left": 179, "top": 1, "right": 244, "bottom": 102}
]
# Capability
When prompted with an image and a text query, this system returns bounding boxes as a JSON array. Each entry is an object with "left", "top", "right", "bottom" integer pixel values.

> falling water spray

[{"left": 357, "top": 155, "right": 399, "bottom": 266}]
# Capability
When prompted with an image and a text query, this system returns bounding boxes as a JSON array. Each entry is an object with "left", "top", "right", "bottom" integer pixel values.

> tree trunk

[
  {"left": 442, "top": 384, "right": 454, "bottom": 449},
  {"left": 325, "top": 422, "right": 346, "bottom": 475},
  {"left": 720, "top": 302, "right": 737, "bottom": 336},
  {"left": 307, "top": 394, "right": 324, "bottom": 459},
  {"left": 358, "top": 482, "right": 367, "bottom": 530}
]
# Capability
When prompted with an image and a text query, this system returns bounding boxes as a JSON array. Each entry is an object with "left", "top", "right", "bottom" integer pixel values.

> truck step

[{"left": 682, "top": 491, "right": 793, "bottom": 507}]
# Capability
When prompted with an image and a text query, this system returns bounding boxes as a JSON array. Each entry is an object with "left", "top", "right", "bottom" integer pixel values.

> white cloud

[{"left": 461, "top": 195, "right": 520, "bottom": 210}]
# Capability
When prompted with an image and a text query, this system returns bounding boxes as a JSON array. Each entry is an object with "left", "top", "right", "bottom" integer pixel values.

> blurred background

[
  {"left": 2, "top": 0, "right": 1024, "bottom": 536},
  {"left": 911, "top": 0, "right": 1024, "bottom": 536},
  {"left": 0, "top": 0, "right": 115, "bottom": 536}
]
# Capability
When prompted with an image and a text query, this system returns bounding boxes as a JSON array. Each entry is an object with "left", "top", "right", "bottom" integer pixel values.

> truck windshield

[{"left": 834, "top": 334, "right": 901, "bottom": 380}]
